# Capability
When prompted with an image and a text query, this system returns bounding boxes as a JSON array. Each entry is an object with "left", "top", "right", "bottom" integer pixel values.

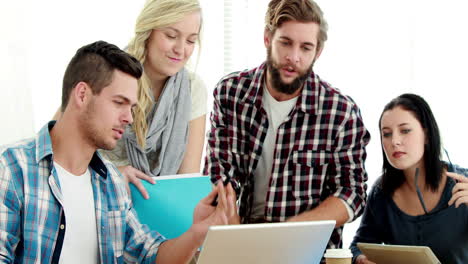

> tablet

[
  {"left": 197, "top": 220, "right": 335, "bottom": 264},
  {"left": 357, "top": 242, "right": 441, "bottom": 264}
]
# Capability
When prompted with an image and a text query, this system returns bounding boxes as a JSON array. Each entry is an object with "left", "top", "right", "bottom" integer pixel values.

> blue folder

[{"left": 130, "top": 174, "right": 213, "bottom": 239}]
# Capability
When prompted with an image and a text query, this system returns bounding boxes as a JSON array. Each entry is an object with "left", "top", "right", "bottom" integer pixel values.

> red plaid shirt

[{"left": 204, "top": 63, "right": 371, "bottom": 249}]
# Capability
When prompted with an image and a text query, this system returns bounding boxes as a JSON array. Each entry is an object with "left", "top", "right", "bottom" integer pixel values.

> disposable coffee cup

[{"left": 324, "top": 248, "right": 352, "bottom": 264}]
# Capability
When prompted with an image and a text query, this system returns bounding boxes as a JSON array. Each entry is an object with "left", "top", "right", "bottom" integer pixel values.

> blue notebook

[{"left": 130, "top": 173, "right": 213, "bottom": 239}]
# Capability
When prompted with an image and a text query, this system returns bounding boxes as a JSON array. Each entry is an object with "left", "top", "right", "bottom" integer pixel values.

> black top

[{"left": 350, "top": 164, "right": 468, "bottom": 264}]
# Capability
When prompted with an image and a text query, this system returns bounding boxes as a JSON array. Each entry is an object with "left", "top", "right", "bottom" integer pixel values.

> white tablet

[{"left": 357, "top": 242, "right": 441, "bottom": 264}]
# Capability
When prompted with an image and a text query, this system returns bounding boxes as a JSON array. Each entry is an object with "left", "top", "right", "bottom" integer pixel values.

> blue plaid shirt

[{"left": 0, "top": 122, "right": 166, "bottom": 263}]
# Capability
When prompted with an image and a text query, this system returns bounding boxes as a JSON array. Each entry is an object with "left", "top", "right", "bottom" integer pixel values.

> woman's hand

[
  {"left": 118, "top": 165, "right": 155, "bottom": 199},
  {"left": 447, "top": 171, "right": 468, "bottom": 208},
  {"left": 355, "top": 254, "right": 376, "bottom": 264}
]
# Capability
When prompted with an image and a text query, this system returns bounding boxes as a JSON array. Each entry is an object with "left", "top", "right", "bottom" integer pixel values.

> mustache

[{"left": 279, "top": 64, "right": 298, "bottom": 72}]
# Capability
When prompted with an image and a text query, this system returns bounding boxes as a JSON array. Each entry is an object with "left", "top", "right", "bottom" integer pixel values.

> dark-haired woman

[{"left": 350, "top": 93, "right": 468, "bottom": 264}]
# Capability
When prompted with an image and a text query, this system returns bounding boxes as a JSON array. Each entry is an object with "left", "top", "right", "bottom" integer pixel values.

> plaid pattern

[
  {"left": 204, "top": 63, "right": 371, "bottom": 249},
  {"left": 0, "top": 122, "right": 165, "bottom": 264}
]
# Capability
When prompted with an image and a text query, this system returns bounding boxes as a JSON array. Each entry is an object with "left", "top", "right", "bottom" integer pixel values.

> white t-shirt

[
  {"left": 54, "top": 162, "right": 99, "bottom": 264},
  {"left": 252, "top": 86, "right": 354, "bottom": 221},
  {"left": 252, "top": 86, "right": 298, "bottom": 217},
  {"left": 189, "top": 72, "right": 208, "bottom": 120}
]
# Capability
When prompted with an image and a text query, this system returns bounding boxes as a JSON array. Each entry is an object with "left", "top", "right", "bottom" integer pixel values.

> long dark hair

[{"left": 379, "top": 93, "right": 443, "bottom": 195}]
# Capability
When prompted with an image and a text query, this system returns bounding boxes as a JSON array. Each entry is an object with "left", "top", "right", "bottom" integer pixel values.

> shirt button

[
  {"left": 60, "top": 224, "right": 65, "bottom": 230},
  {"left": 271, "top": 179, "right": 276, "bottom": 185},
  {"left": 267, "top": 208, "right": 272, "bottom": 215}
]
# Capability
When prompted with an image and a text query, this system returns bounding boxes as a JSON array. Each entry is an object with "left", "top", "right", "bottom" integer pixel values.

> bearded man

[{"left": 203, "top": 0, "right": 371, "bottom": 257}]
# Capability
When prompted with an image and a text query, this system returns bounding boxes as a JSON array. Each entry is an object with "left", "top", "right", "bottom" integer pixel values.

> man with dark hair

[
  {"left": 204, "top": 0, "right": 371, "bottom": 254},
  {"left": 0, "top": 40, "right": 236, "bottom": 263},
  {"left": 60, "top": 40, "right": 144, "bottom": 111}
]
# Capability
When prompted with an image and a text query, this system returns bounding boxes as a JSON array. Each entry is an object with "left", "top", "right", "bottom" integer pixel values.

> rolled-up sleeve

[
  {"left": 330, "top": 103, "right": 370, "bottom": 221},
  {"left": 123, "top": 206, "right": 167, "bottom": 264},
  {"left": 203, "top": 80, "right": 239, "bottom": 184}
]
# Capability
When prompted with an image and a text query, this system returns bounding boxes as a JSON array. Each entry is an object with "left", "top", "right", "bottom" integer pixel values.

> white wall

[
  {"left": 0, "top": 1, "right": 35, "bottom": 144},
  {"left": 2, "top": 0, "right": 468, "bottom": 248},
  {"left": 0, "top": 0, "right": 145, "bottom": 146}
]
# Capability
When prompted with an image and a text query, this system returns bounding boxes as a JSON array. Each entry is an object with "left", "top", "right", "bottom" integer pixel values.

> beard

[
  {"left": 266, "top": 47, "right": 314, "bottom": 95},
  {"left": 80, "top": 98, "right": 116, "bottom": 151}
]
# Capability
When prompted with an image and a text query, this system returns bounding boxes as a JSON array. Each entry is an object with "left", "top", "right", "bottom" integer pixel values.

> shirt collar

[
  {"left": 296, "top": 70, "right": 322, "bottom": 114},
  {"left": 36, "top": 121, "right": 55, "bottom": 163},
  {"left": 242, "top": 63, "right": 267, "bottom": 109},
  {"left": 90, "top": 152, "right": 108, "bottom": 179},
  {"left": 35, "top": 121, "right": 108, "bottom": 179}
]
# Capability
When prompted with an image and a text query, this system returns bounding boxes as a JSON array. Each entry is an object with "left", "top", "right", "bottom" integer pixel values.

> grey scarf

[{"left": 123, "top": 68, "right": 191, "bottom": 176}]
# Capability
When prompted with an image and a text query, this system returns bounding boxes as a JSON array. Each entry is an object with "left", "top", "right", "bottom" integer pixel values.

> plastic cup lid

[{"left": 324, "top": 249, "right": 353, "bottom": 258}]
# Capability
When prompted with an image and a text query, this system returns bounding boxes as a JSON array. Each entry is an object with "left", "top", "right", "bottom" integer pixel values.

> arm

[
  {"left": 203, "top": 80, "right": 243, "bottom": 224},
  {"left": 288, "top": 103, "right": 370, "bottom": 226},
  {"left": 328, "top": 102, "right": 370, "bottom": 223},
  {"left": 447, "top": 171, "right": 468, "bottom": 207},
  {"left": 0, "top": 163, "right": 21, "bottom": 262},
  {"left": 287, "top": 196, "right": 349, "bottom": 226},
  {"left": 155, "top": 230, "right": 200, "bottom": 264},
  {"left": 349, "top": 186, "right": 383, "bottom": 264},
  {"left": 203, "top": 81, "right": 240, "bottom": 183},
  {"left": 121, "top": 174, "right": 236, "bottom": 264},
  {"left": 177, "top": 115, "right": 206, "bottom": 174}
]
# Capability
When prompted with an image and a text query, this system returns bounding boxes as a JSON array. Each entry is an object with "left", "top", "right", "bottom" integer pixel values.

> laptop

[
  {"left": 197, "top": 220, "right": 335, "bottom": 264},
  {"left": 357, "top": 243, "right": 441, "bottom": 264}
]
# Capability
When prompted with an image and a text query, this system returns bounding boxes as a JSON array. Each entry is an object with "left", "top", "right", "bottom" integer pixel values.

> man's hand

[
  {"left": 355, "top": 254, "right": 376, "bottom": 264},
  {"left": 190, "top": 181, "right": 238, "bottom": 244},
  {"left": 118, "top": 165, "right": 155, "bottom": 199},
  {"left": 228, "top": 207, "right": 241, "bottom": 225},
  {"left": 225, "top": 181, "right": 240, "bottom": 224},
  {"left": 155, "top": 181, "right": 238, "bottom": 264},
  {"left": 447, "top": 171, "right": 468, "bottom": 208}
]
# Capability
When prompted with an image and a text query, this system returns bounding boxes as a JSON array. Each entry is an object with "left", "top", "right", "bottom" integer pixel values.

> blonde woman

[{"left": 102, "top": 0, "right": 207, "bottom": 198}]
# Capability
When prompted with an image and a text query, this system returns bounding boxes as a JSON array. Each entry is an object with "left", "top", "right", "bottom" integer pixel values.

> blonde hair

[{"left": 127, "top": 0, "right": 202, "bottom": 147}]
